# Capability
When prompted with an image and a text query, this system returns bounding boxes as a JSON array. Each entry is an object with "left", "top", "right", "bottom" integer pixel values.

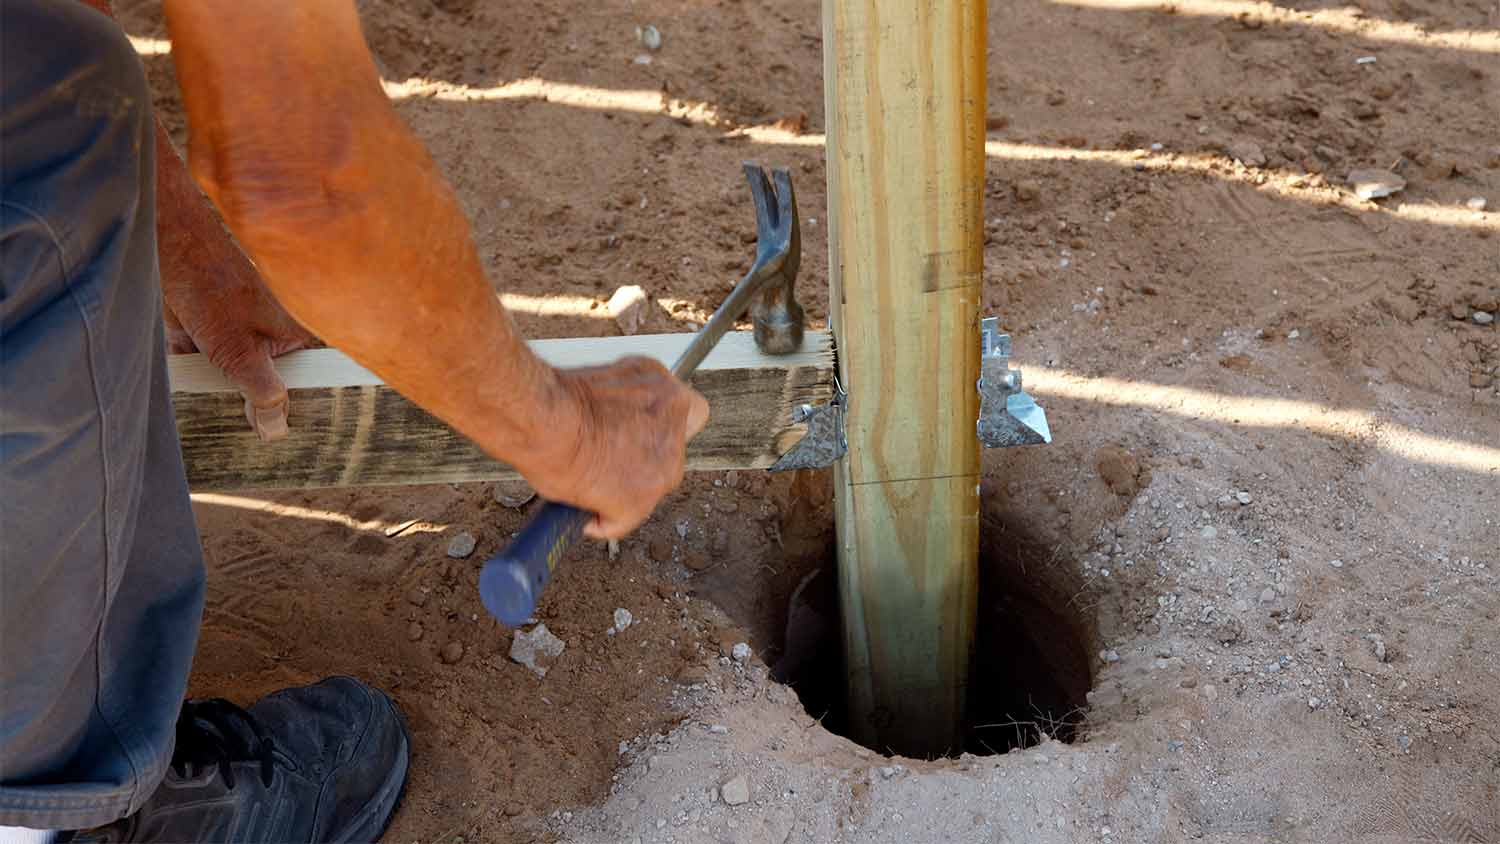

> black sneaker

[{"left": 77, "top": 677, "right": 410, "bottom": 843}]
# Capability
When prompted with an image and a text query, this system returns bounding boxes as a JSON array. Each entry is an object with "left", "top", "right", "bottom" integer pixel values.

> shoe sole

[{"left": 331, "top": 693, "right": 412, "bottom": 844}]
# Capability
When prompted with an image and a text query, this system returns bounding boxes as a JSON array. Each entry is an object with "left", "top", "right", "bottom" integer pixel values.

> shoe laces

[{"left": 172, "top": 699, "right": 277, "bottom": 790}]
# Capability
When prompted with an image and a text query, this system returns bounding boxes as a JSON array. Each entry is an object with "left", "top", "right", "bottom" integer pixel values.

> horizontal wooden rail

[{"left": 171, "top": 331, "right": 835, "bottom": 491}]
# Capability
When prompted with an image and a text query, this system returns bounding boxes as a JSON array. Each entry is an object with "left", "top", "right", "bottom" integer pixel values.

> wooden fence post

[{"left": 822, "top": 0, "right": 986, "bottom": 757}]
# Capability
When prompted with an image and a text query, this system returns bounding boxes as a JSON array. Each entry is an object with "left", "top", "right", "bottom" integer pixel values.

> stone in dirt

[
  {"left": 607, "top": 285, "right": 650, "bottom": 335},
  {"left": 1014, "top": 180, "right": 1042, "bottom": 202},
  {"left": 407, "top": 622, "right": 425, "bottom": 642},
  {"left": 613, "top": 607, "right": 633, "bottom": 633},
  {"left": 440, "top": 640, "right": 465, "bottom": 664},
  {"left": 1228, "top": 140, "right": 1267, "bottom": 167},
  {"left": 731, "top": 642, "right": 751, "bottom": 662},
  {"left": 1096, "top": 445, "right": 1143, "bottom": 496},
  {"left": 509, "top": 623, "right": 566, "bottom": 677},
  {"left": 493, "top": 480, "right": 536, "bottom": 509},
  {"left": 406, "top": 586, "right": 429, "bottom": 607},
  {"left": 719, "top": 775, "right": 750, "bottom": 806},
  {"left": 1474, "top": 311, "right": 1495, "bottom": 325},
  {"left": 1346, "top": 169, "right": 1406, "bottom": 200},
  {"left": 446, "top": 531, "right": 477, "bottom": 559},
  {"left": 1466, "top": 197, "right": 1488, "bottom": 211}
]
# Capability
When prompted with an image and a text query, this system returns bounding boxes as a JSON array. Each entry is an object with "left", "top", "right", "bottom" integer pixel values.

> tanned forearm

[{"left": 159, "top": 1, "right": 575, "bottom": 477}]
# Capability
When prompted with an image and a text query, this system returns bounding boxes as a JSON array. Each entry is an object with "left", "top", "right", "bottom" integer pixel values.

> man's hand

[
  {"left": 518, "top": 358, "right": 709, "bottom": 539},
  {"left": 155, "top": 127, "right": 316, "bottom": 441}
]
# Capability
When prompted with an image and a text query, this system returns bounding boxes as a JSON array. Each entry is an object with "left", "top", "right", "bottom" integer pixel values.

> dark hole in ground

[{"left": 769, "top": 517, "right": 1096, "bottom": 758}]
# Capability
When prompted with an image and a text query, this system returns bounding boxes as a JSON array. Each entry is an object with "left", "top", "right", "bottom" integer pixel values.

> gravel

[
  {"left": 719, "top": 775, "right": 750, "bottom": 806},
  {"left": 446, "top": 531, "right": 477, "bottom": 559},
  {"left": 510, "top": 623, "right": 567, "bottom": 678},
  {"left": 612, "top": 607, "right": 634, "bottom": 634}
]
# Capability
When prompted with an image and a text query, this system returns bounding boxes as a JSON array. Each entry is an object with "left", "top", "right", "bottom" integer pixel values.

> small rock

[
  {"left": 1167, "top": 739, "right": 1185, "bottom": 753},
  {"left": 647, "top": 536, "right": 674, "bottom": 564},
  {"left": 720, "top": 775, "right": 750, "bottom": 806},
  {"left": 1347, "top": 168, "right": 1406, "bottom": 200},
  {"left": 731, "top": 642, "right": 751, "bottom": 663},
  {"left": 1373, "top": 638, "right": 1388, "bottom": 662},
  {"left": 1235, "top": 491, "right": 1253, "bottom": 505},
  {"left": 406, "top": 586, "right": 429, "bottom": 607},
  {"left": 708, "top": 724, "right": 729, "bottom": 735},
  {"left": 1100, "top": 648, "right": 1120, "bottom": 664},
  {"left": 1228, "top": 140, "right": 1267, "bottom": 167},
  {"left": 879, "top": 765, "right": 897, "bottom": 779},
  {"left": 607, "top": 285, "right": 650, "bottom": 335},
  {"left": 440, "top": 640, "right": 465, "bottom": 664},
  {"left": 1200, "top": 525, "right": 1219, "bottom": 540},
  {"left": 1474, "top": 311, "right": 1495, "bottom": 326},
  {"left": 632, "top": 53, "right": 652, "bottom": 66},
  {"left": 493, "top": 480, "right": 536, "bottom": 509},
  {"left": 1259, "top": 587, "right": 1277, "bottom": 604},
  {"left": 1287, "top": 329, "right": 1300, "bottom": 340},
  {"left": 1329, "top": 559, "right": 1344, "bottom": 568},
  {"left": 446, "top": 531, "right": 477, "bottom": 559},
  {"left": 1472, "top": 372, "right": 1495, "bottom": 389},
  {"left": 407, "top": 622, "right": 424, "bottom": 642},
  {"left": 636, "top": 24, "right": 662, "bottom": 51},
  {"left": 1154, "top": 526, "right": 1172, "bottom": 543},
  {"left": 1086, "top": 682, "right": 1125, "bottom": 708},
  {"left": 1466, "top": 197, "right": 1488, "bottom": 211},
  {"left": 509, "top": 623, "right": 567, "bottom": 678},
  {"left": 1308, "top": 696, "right": 1323, "bottom": 710},
  {"left": 1014, "top": 180, "right": 1042, "bottom": 202},
  {"left": 613, "top": 607, "right": 634, "bottom": 633}
]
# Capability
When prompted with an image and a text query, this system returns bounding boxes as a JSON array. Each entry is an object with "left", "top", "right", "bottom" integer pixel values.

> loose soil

[{"left": 115, "top": 0, "right": 1498, "bottom": 840}]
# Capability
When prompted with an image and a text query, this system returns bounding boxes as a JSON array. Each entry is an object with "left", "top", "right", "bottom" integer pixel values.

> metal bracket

[
  {"left": 977, "top": 317, "right": 1051, "bottom": 448},
  {"left": 768, "top": 378, "right": 848, "bottom": 471}
]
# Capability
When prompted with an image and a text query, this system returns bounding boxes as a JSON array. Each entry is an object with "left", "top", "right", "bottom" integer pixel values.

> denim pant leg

[{"left": 1, "top": 0, "right": 205, "bottom": 830}]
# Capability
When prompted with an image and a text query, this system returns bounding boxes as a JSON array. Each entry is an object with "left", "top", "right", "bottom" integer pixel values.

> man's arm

[
  {"left": 159, "top": 1, "right": 706, "bottom": 537},
  {"left": 78, "top": 0, "right": 318, "bottom": 441}
]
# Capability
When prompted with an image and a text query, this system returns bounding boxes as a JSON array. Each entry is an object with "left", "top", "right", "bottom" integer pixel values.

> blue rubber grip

[{"left": 478, "top": 501, "right": 590, "bottom": 626}]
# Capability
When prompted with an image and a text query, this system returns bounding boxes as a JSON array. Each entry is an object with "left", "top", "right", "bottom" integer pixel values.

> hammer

[{"left": 479, "top": 163, "right": 803, "bottom": 626}]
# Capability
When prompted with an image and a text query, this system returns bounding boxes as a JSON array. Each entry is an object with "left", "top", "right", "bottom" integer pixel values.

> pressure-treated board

[
  {"left": 170, "top": 331, "right": 834, "bottom": 491},
  {"left": 823, "top": 0, "right": 985, "bottom": 757}
]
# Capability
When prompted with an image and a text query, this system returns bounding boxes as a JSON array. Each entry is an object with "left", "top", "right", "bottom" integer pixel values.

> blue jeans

[{"left": 1, "top": 0, "right": 206, "bottom": 830}]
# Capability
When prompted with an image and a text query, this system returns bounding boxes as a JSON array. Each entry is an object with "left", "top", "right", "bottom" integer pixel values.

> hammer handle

[{"left": 478, "top": 500, "right": 589, "bottom": 626}]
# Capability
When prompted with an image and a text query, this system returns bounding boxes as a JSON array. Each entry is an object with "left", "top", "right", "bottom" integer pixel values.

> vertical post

[{"left": 822, "top": 0, "right": 985, "bottom": 757}]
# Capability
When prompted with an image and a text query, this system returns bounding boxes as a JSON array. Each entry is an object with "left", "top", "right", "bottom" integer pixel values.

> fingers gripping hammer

[{"left": 479, "top": 163, "right": 804, "bottom": 626}]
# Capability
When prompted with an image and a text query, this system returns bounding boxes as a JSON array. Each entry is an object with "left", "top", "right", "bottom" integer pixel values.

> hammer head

[{"left": 743, "top": 163, "right": 805, "bottom": 355}]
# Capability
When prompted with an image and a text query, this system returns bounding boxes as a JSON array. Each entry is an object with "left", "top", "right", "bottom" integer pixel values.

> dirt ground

[{"left": 115, "top": 0, "right": 1499, "bottom": 840}]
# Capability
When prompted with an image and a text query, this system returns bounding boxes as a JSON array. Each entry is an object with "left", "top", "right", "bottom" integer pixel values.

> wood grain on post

[
  {"left": 170, "top": 331, "right": 835, "bottom": 491},
  {"left": 823, "top": 0, "right": 985, "bottom": 756}
]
